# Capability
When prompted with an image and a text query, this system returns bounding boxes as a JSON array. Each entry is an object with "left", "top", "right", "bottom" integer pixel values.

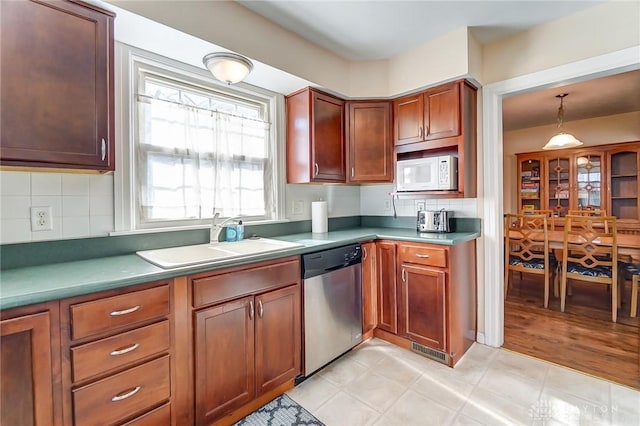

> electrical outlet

[
  {"left": 384, "top": 200, "right": 391, "bottom": 210},
  {"left": 416, "top": 201, "right": 426, "bottom": 211},
  {"left": 31, "top": 206, "right": 53, "bottom": 231},
  {"left": 292, "top": 200, "right": 304, "bottom": 215}
]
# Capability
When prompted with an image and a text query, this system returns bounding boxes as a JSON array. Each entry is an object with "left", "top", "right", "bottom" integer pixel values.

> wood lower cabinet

[
  {"left": 0, "top": 0, "right": 115, "bottom": 170},
  {"left": 346, "top": 101, "right": 393, "bottom": 182},
  {"left": 374, "top": 240, "right": 477, "bottom": 367},
  {"left": 1, "top": 302, "right": 61, "bottom": 426},
  {"left": 60, "top": 282, "right": 172, "bottom": 426},
  {"left": 191, "top": 257, "right": 301, "bottom": 425},
  {"left": 376, "top": 241, "right": 397, "bottom": 334},
  {"left": 361, "top": 242, "right": 378, "bottom": 336},
  {"left": 398, "top": 264, "right": 446, "bottom": 350},
  {"left": 286, "top": 88, "right": 345, "bottom": 183}
]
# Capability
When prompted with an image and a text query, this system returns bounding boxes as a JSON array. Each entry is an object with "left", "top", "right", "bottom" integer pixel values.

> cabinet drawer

[
  {"left": 73, "top": 355, "right": 170, "bottom": 426},
  {"left": 122, "top": 402, "right": 170, "bottom": 426},
  {"left": 193, "top": 259, "right": 299, "bottom": 308},
  {"left": 398, "top": 244, "right": 447, "bottom": 268},
  {"left": 71, "top": 321, "right": 170, "bottom": 382},
  {"left": 70, "top": 285, "right": 170, "bottom": 340}
]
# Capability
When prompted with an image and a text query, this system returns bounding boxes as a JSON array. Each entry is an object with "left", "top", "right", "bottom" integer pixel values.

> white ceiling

[{"left": 237, "top": 0, "right": 638, "bottom": 130}]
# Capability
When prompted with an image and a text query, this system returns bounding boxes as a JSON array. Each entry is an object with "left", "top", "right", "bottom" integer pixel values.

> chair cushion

[
  {"left": 509, "top": 256, "right": 545, "bottom": 270},
  {"left": 622, "top": 263, "right": 640, "bottom": 276},
  {"left": 566, "top": 262, "right": 612, "bottom": 278}
]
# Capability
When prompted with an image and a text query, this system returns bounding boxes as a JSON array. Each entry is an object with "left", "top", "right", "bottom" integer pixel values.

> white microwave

[{"left": 396, "top": 155, "right": 458, "bottom": 191}]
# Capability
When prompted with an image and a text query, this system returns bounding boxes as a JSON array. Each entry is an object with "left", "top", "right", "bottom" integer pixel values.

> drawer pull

[
  {"left": 258, "top": 300, "right": 264, "bottom": 318},
  {"left": 109, "top": 305, "right": 141, "bottom": 316},
  {"left": 249, "top": 300, "right": 254, "bottom": 320},
  {"left": 110, "top": 343, "right": 140, "bottom": 356},
  {"left": 111, "top": 386, "right": 141, "bottom": 402},
  {"left": 401, "top": 268, "right": 406, "bottom": 282},
  {"left": 415, "top": 254, "right": 430, "bottom": 258}
]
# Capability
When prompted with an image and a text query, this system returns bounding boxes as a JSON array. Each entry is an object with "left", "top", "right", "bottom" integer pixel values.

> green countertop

[{"left": 0, "top": 227, "right": 479, "bottom": 310}]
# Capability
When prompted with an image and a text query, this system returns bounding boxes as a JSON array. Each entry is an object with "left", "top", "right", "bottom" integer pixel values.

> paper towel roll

[{"left": 311, "top": 201, "right": 328, "bottom": 233}]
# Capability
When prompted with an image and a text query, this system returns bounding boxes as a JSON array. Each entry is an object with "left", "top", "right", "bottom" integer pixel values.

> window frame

[{"left": 114, "top": 43, "right": 285, "bottom": 234}]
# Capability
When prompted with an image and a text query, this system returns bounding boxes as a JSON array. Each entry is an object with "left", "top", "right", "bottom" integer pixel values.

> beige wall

[
  {"left": 111, "top": 1, "right": 639, "bottom": 98},
  {"left": 502, "top": 111, "right": 640, "bottom": 213},
  {"left": 482, "top": 1, "right": 640, "bottom": 84}
]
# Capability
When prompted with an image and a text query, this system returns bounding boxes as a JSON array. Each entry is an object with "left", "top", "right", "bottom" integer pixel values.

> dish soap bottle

[
  {"left": 225, "top": 223, "right": 237, "bottom": 242},
  {"left": 236, "top": 220, "right": 244, "bottom": 241}
]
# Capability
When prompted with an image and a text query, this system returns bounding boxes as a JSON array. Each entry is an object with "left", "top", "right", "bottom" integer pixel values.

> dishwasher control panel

[{"left": 301, "top": 244, "right": 362, "bottom": 279}]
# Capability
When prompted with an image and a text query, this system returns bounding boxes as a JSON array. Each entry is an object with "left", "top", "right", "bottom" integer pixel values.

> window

[{"left": 116, "top": 46, "right": 282, "bottom": 232}]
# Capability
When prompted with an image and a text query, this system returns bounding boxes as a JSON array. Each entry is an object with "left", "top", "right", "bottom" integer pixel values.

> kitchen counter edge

[{"left": 0, "top": 227, "right": 480, "bottom": 310}]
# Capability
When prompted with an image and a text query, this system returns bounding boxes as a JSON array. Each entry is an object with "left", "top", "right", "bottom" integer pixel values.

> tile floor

[{"left": 286, "top": 339, "right": 640, "bottom": 426}]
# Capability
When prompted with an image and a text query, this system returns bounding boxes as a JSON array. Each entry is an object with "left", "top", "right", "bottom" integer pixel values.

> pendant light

[
  {"left": 542, "top": 93, "right": 583, "bottom": 150},
  {"left": 203, "top": 52, "right": 253, "bottom": 85}
]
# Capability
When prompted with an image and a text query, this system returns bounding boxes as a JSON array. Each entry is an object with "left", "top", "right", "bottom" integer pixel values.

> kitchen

[{"left": 1, "top": 0, "right": 640, "bottom": 425}]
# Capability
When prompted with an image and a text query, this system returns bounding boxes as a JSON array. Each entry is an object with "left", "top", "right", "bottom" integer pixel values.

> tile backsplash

[
  {"left": 0, "top": 171, "right": 114, "bottom": 244},
  {"left": 1, "top": 173, "right": 478, "bottom": 245},
  {"left": 360, "top": 184, "right": 478, "bottom": 218}
]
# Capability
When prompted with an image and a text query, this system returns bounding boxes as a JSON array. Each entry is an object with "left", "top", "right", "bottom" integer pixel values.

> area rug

[{"left": 234, "top": 394, "right": 325, "bottom": 426}]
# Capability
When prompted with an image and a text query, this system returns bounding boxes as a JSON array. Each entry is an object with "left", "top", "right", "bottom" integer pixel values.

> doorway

[{"left": 481, "top": 46, "right": 640, "bottom": 386}]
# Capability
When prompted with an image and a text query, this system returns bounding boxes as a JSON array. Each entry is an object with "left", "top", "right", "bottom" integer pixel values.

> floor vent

[{"left": 410, "top": 342, "right": 448, "bottom": 365}]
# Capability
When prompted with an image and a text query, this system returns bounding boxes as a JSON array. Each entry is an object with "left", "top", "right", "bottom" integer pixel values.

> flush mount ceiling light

[
  {"left": 542, "top": 93, "right": 583, "bottom": 150},
  {"left": 203, "top": 52, "right": 253, "bottom": 85}
]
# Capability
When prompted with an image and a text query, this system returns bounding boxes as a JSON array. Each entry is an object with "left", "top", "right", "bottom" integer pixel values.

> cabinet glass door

[
  {"left": 547, "top": 157, "right": 571, "bottom": 217},
  {"left": 575, "top": 154, "right": 603, "bottom": 211},
  {"left": 609, "top": 150, "right": 639, "bottom": 220},
  {"left": 518, "top": 158, "right": 542, "bottom": 212}
]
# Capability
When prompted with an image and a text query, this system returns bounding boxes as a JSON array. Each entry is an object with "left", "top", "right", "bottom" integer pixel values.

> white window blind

[{"left": 135, "top": 72, "right": 275, "bottom": 227}]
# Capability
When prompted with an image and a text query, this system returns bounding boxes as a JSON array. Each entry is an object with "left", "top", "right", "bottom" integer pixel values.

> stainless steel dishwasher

[{"left": 302, "top": 243, "right": 363, "bottom": 376}]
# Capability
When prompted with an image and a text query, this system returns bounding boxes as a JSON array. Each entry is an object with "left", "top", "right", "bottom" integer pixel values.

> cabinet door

[
  {"left": 0, "top": 0, "right": 114, "bottom": 170},
  {"left": 312, "top": 91, "right": 345, "bottom": 182},
  {"left": 423, "top": 82, "right": 460, "bottom": 141},
  {"left": 608, "top": 148, "right": 640, "bottom": 221},
  {"left": 574, "top": 152, "right": 605, "bottom": 211},
  {"left": 1, "top": 311, "right": 55, "bottom": 426},
  {"left": 362, "top": 242, "right": 378, "bottom": 335},
  {"left": 347, "top": 102, "right": 393, "bottom": 182},
  {"left": 393, "top": 94, "right": 423, "bottom": 145},
  {"left": 398, "top": 264, "right": 446, "bottom": 351},
  {"left": 546, "top": 156, "right": 572, "bottom": 217},
  {"left": 194, "top": 297, "right": 255, "bottom": 425},
  {"left": 518, "top": 154, "right": 543, "bottom": 212},
  {"left": 255, "top": 285, "right": 301, "bottom": 396},
  {"left": 376, "top": 242, "right": 397, "bottom": 334}
]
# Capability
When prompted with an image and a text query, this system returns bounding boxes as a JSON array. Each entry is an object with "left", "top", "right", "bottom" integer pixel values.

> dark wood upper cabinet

[
  {"left": 0, "top": 0, "right": 115, "bottom": 171},
  {"left": 394, "top": 80, "right": 477, "bottom": 198},
  {"left": 286, "top": 88, "right": 345, "bottom": 183},
  {"left": 346, "top": 101, "right": 393, "bottom": 182}
]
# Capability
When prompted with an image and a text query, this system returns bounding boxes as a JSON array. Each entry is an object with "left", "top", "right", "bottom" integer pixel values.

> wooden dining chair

[
  {"left": 560, "top": 215, "right": 620, "bottom": 322},
  {"left": 621, "top": 264, "right": 639, "bottom": 318},
  {"left": 505, "top": 214, "right": 556, "bottom": 308}
]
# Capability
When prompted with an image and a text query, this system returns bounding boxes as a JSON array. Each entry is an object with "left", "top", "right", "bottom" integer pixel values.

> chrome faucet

[{"left": 210, "top": 213, "right": 241, "bottom": 243}]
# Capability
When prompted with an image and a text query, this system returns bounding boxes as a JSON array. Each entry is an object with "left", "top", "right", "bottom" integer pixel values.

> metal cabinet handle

[
  {"left": 111, "top": 386, "right": 141, "bottom": 402},
  {"left": 314, "top": 163, "right": 319, "bottom": 177},
  {"left": 109, "top": 305, "right": 140, "bottom": 316},
  {"left": 418, "top": 126, "right": 423, "bottom": 138},
  {"left": 110, "top": 343, "right": 140, "bottom": 356},
  {"left": 101, "top": 138, "right": 107, "bottom": 161},
  {"left": 424, "top": 125, "right": 429, "bottom": 136},
  {"left": 401, "top": 268, "right": 407, "bottom": 282},
  {"left": 363, "top": 247, "right": 367, "bottom": 260},
  {"left": 415, "top": 253, "right": 430, "bottom": 258},
  {"left": 249, "top": 300, "right": 254, "bottom": 320},
  {"left": 258, "top": 300, "right": 264, "bottom": 318},
  {"left": 351, "top": 167, "right": 355, "bottom": 178}
]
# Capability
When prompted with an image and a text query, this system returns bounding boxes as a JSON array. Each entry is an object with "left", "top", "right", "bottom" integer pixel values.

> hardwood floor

[{"left": 503, "top": 272, "right": 640, "bottom": 390}]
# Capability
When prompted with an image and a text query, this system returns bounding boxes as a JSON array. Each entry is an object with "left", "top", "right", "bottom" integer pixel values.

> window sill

[{"left": 109, "top": 218, "right": 292, "bottom": 237}]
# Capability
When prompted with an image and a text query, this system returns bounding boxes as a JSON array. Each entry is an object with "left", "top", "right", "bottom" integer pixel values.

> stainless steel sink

[{"left": 136, "top": 238, "right": 304, "bottom": 269}]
